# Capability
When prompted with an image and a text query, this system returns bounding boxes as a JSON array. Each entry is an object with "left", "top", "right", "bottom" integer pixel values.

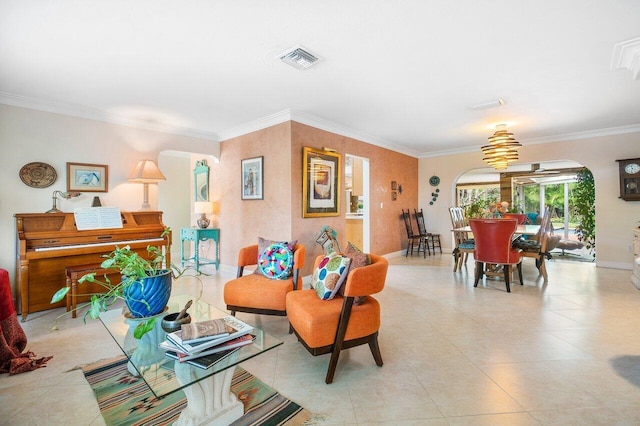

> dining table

[{"left": 452, "top": 223, "right": 540, "bottom": 237}]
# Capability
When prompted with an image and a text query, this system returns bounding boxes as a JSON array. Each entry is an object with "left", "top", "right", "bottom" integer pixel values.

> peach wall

[
  {"left": 212, "top": 121, "right": 418, "bottom": 276},
  {"left": 211, "top": 122, "right": 293, "bottom": 267}
]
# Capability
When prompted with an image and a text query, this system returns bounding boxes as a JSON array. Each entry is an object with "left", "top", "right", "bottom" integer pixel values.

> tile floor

[{"left": 2, "top": 253, "right": 640, "bottom": 425}]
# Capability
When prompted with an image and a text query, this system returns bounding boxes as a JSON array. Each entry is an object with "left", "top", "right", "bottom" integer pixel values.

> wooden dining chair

[
  {"left": 516, "top": 207, "right": 559, "bottom": 281},
  {"left": 402, "top": 209, "right": 425, "bottom": 257},
  {"left": 449, "top": 206, "right": 475, "bottom": 272},
  {"left": 469, "top": 219, "right": 523, "bottom": 292},
  {"left": 414, "top": 209, "right": 441, "bottom": 254}
]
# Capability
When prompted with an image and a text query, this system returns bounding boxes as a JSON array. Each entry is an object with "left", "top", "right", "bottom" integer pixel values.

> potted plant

[{"left": 51, "top": 230, "right": 183, "bottom": 324}]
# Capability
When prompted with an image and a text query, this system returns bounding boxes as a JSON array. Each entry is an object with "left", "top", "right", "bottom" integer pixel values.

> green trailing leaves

[{"left": 134, "top": 318, "right": 157, "bottom": 339}]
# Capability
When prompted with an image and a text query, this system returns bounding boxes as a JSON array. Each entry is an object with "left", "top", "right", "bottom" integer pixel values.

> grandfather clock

[{"left": 616, "top": 158, "right": 640, "bottom": 201}]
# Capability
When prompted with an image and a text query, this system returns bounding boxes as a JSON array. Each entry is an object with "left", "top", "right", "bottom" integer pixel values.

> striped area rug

[{"left": 82, "top": 356, "right": 310, "bottom": 426}]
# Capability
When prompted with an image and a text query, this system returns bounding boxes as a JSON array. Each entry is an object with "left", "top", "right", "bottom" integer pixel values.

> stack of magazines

[{"left": 159, "top": 315, "right": 254, "bottom": 369}]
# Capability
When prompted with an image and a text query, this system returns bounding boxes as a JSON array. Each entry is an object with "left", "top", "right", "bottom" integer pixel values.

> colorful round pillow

[{"left": 258, "top": 243, "right": 294, "bottom": 279}]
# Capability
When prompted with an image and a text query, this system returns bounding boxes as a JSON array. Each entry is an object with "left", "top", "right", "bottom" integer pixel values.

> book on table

[
  {"left": 161, "top": 333, "right": 255, "bottom": 362},
  {"left": 165, "top": 315, "right": 254, "bottom": 355},
  {"left": 179, "top": 318, "right": 232, "bottom": 344},
  {"left": 164, "top": 346, "right": 242, "bottom": 369}
]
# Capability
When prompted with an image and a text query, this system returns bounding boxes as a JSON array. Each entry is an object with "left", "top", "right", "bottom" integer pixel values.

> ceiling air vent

[{"left": 279, "top": 45, "right": 322, "bottom": 70}]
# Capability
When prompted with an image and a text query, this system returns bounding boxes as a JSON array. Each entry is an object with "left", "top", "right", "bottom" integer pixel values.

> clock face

[{"left": 624, "top": 163, "right": 640, "bottom": 174}]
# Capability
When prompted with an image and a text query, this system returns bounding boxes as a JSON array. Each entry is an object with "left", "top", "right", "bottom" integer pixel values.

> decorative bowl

[{"left": 161, "top": 312, "right": 191, "bottom": 333}]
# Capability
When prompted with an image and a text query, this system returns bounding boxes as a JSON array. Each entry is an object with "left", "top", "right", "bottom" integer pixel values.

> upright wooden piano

[{"left": 15, "top": 211, "right": 171, "bottom": 321}]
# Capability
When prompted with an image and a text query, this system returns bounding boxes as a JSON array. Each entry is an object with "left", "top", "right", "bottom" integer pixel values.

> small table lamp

[
  {"left": 194, "top": 201, "right": 214, "bottom": 228},
  {"left": 128, "top": 160, "right": 166, "bottom": 210}
]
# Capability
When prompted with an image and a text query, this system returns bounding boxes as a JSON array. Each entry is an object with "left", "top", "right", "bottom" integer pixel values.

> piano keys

[{"left": 15, "top": 211, "right": 171, "bottom": 321}]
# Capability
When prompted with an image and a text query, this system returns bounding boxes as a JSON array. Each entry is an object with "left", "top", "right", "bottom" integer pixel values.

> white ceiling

[{"left": 1, "top": 0, "right": 639, "bottom": 158}]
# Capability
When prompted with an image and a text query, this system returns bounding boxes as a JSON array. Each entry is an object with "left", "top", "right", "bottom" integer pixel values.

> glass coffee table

[{"left": 99, "top": 293, "right": 283, "bottom": 426}]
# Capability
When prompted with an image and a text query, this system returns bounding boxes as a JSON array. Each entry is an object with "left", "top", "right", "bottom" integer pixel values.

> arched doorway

[{"left": 455, "top": 160, "right": 595, "bottom": 261}]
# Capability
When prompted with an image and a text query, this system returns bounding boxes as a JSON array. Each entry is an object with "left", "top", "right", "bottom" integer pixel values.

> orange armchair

[
  {"left": 469, "top": 219, "right": 522, "bottom": 292},
  {"left": 286, "top": 253, "right": 388, "bottom": 384},
  {"left": 224, "top": 243, "right": 306, "bottom": 316}
]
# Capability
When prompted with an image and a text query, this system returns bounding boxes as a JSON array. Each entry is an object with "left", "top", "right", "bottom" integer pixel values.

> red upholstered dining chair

[
  {"left": 503, "top": 213, "right": 527, "bottom": 224},
  {"left": 286, "top": 253, "right": 388, "bottom": 384},
  {"left": 469, "top": 219, "right": 523, "bottom": 292},
  {"left": 224, "top": 241, "right": 306, "bottom": 316}
]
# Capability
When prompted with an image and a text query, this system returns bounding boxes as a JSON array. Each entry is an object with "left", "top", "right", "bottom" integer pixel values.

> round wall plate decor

[
  {"left": 429, "top": 175, "right": 440, "bottom": 186},
  {"left": 19, "top": 162, "right": 57, "bottom": 188}
]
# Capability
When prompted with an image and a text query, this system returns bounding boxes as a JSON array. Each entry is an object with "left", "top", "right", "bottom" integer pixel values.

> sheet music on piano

[{"left": 74, "top": 206, "right": 124, "bottom": 231}]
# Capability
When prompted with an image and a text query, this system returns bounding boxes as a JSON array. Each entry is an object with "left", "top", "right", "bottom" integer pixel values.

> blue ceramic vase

[{"left": 122, "top": 269, "right": 172, "bottom": 318}]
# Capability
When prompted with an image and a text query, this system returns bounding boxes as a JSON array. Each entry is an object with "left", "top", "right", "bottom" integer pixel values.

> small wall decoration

[
  {"left": 303, "top": 147, "right": 341, "bottom": 217},
  {"left": 429, "top": 175, "right": 440, "bottom": 205},
  {"left": 19, "top": 162, "right": 57, "bottom": 188},
  {"left": 391, "top": 181, "right": 397, "bottom": 190},
  {"left": 67, "top": 162, "right": 108, "bottom": 192},
  {"left": 392, "top": 191, "right": 397, "bottom": 201},
  {"left": 429, "top": 188, "right": 440, "bottom": 205},
  {"left": 241, "top": 156, "right": 263, "bottom": 200}
]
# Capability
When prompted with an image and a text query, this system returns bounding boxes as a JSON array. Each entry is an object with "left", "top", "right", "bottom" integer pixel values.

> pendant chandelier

[{"left": 481, "top": 124, "right": 522, "bottom": 170}]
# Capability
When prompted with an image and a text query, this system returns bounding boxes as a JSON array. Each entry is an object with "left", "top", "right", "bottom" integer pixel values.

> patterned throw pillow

[
  {"left": 255, "top": 237, "right": 297, "bottom": 280},
  {"left": 339, "top": 242, "right": 371, "bottom": 304},
  {"left": 312, "top": 252, "right": 352, "bottom": 300}
]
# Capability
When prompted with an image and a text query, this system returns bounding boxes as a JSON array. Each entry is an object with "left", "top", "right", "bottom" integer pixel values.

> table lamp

[
  {"left": 128, "top": 160, "right": 166, "bottom": 210},
  {"left": 194, "top": 201, "right": 214, "bottom": 228}
]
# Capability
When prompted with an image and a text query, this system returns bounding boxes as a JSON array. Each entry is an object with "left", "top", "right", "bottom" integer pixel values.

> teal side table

[{"left": 180, "top": 228, "right": 220, "bottom": 272}]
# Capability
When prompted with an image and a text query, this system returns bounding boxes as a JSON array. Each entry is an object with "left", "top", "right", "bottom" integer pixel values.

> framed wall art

[
  {"left": 241, "top": 156, "right": 263, "bottom": 200},
  {"left": 67, "top": 162, "right": 108, "bottom": 192},
  {"left": 302, "top": 147, "right": 341, "bottom": 217}
]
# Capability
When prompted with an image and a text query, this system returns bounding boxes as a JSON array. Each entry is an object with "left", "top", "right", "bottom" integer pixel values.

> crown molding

[
  {"left": 418, "top": 145, "right": 479, "bottom": 158},
  {"left": 217, "top": 108, "right": 421, "bottom": 157},
  {"left": 418, "top": 123, "right": 640, "bottom": 158},
  {"left": 3, "top": 91, "right": 638, "bottom": 159},
  {"left": 520, "top": 124, "right": 640, "bottom": 145},
  {"left": 289, "top": 111, "right": 421, "bottom": 158},
  {"left": 0, "top": 92, "right": 219, "bottom": 141},
  {"left": 216, "top": 109, "right": 293, "bottom": 141}
]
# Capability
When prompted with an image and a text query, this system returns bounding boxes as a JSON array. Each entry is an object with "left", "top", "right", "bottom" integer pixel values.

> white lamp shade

[
  {"left": 194, "top": 201, "right": 214, "bottom": 214},
  {"left": 128, "top": 160, "right": 166, "bottom": 183}
]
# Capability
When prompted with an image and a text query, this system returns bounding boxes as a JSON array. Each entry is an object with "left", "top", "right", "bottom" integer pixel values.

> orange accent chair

[
  {"left": 469, "top": 219, "right": 523, "bottom": 292},
  {"left": 286, "top": 254, "right": 389, "bottom": 384},
  {"left": 224, "top": 243, "right": 306, "bottom": 316}
]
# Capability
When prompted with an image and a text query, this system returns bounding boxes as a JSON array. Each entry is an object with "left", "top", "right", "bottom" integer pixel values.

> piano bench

[{"left": 65, "top": 264, "right": 116, "bottom": 318}]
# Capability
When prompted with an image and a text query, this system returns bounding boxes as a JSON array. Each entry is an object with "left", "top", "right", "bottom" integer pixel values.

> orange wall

[{"left": 212, "top": 121, "right": 418, "bottom": 276}]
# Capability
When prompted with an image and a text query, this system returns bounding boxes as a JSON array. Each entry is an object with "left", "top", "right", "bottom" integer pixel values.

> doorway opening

[
  {"left": 456, "top": 161, "right": 595, "bottom": 262},
  {"left": 345, "top": 154, "right": 370, "bottom": 252}
]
